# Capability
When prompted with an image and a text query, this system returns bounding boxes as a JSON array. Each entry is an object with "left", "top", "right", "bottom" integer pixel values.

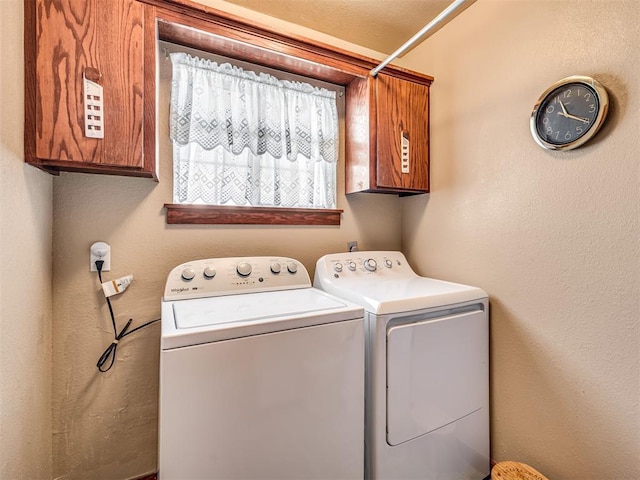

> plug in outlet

[{"left": 90, "top": 241, "right": 111, "bottom": 272}]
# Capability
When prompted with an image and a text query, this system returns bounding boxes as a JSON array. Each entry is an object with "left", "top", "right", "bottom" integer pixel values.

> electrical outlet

[
  {"left": 347, "top": 241, "right": 359, "bottom": 252},
  {"left": 90, "top": 241, "right": 111, "bottom": 272}
]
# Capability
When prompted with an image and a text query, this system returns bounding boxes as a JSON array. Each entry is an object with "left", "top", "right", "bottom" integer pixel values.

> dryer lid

[{"left": 317, "top": 275, "right": 486, "bottom": 314}]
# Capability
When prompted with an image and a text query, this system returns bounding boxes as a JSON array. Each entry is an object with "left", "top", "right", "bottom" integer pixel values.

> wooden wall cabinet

[
  {"left": 346, "top": 72, "right": 432, "bottom": 195},
  {"left": 25, "top": 0, "right": 157, "bottom": 179},
  {"left": 24, "top": 0, "right": 431, "bottom": 192}
]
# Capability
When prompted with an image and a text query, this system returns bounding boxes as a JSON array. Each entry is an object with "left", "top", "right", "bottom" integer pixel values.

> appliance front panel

[
  {"left": 159, "top": 318, "right": 364, "bottom": 479},
  {"left": 386, "top": 308, "right": 488, "bottom": 445}
]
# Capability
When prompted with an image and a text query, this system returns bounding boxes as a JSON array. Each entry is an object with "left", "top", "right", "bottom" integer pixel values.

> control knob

[
  {"left": 334, "top": 263, "right": 343, "bottom": 273},
  {"left": 384, "top": 259, "right": 393, "bottom": 268},
  {"left": 181, "top": 267, "right": 196, "bottom": 281},
  {"left": 364, "top": 259, "right": 377, "bottom": 272},
  {"left": 236, "top": 262, "right": 252, "bottom": 277},
  {"left": 287, "top": 262, "right": 298, "bottom": 274},
  {"left": 347, "top": 261, "right": 357, "bottom": 271},
  {"left": 203, "top": 266, "right": 216, "bottom": 279},
  {"left": 270, "top": 262, "right": 281, "bottom": 274}
]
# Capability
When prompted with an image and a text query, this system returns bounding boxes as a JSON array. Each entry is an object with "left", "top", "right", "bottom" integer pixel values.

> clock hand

[
  {"left": 556, "top": 100, "right": 589, "bottom": 123},
  {"left": 565, "top": 113, "right": 589, "bottom": 124},
  {"left": 558, "top": 100, "right": 569, "bottom": 116},
  {"left": 557, "top": 110, "right": 589, "bottom": 123}
]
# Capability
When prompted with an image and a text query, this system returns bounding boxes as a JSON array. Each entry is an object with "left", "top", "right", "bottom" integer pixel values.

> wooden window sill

[{"left": 164, "top": 204, "right": 343, "bottom": 225}]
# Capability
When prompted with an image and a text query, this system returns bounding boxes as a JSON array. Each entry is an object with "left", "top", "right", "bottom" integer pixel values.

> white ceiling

[{"left": 222, "top": 0, "right": 455, "bottom": 55}]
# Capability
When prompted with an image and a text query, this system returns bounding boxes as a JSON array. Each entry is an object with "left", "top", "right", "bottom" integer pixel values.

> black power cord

[{"left": 95, "top": 260, "right": 159, "bottom": 373}]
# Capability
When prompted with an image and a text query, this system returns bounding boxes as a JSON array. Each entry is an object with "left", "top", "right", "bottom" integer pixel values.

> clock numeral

[
  {"left": 589, "top": 104, "right": 596, "bottom": 113},
  {"left": 564, "top": 89, "right": 571, "bottom": 98},
  {"left": 542, "top": 117, "right": 549, "bottom": 125},
  {"left": 546, "top": 126, "right": 553, "bottom": 134},
  {"left": 577, "top": 88, "right": 581, "bottom": 97},
  {"left": 576, "top": 126, "right": 583, "bottom": 134},
  {"left": 546, "top": 105, "right": 555, "bottom": 114},
  {"left": 554, "top": 131, "right": 560, "bottom": 140},
  {"left": 564, "top": 131, "right": 572, "bottom": 140},
  {"left": 585, "top": 93, "right": 591, "bottom": 102}
]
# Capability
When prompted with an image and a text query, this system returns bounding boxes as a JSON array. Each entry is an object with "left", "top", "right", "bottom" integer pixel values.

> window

[{"left": 169, "top": 52, "right": 339, "bottom": 210}]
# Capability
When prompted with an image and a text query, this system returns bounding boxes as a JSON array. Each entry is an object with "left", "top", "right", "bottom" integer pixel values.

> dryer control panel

[
  {"left": 164, "top": 257, "right": 310, "bottom": 301},
  {"left": 315, "top": 251, "right": 415, "bottom": 278}
]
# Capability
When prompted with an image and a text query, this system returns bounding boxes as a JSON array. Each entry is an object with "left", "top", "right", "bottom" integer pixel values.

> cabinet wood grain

[
  {"left": 25, "top": 0, "right": 155, "bottom": 178},
  {"left": 345, "top": 76, "right": 376, "bottom": 193},
  {"left": 376, "top": 74, "right": 429, "bottom": 192},
  {"left": 345, "top": 73, "right": 431, "bottom": 195}
]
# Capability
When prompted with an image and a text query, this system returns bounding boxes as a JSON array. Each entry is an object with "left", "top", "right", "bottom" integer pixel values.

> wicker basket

[{"left": 491, "top": 461, "right": 549, "bottom": 480}]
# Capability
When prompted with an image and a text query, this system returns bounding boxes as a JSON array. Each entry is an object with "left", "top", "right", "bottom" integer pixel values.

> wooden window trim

[
  {"left": 146, "top": 0, "right": 433, "bottom": 225},
  {"left": 164, "top": 204, "right": 343, "bottom": 226},
  {"left": 150, "top": 2, "right": 434, "bottom": 85}
]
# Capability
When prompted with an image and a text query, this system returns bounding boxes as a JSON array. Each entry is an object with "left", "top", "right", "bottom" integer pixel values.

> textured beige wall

[
  {"left": 401, "top": 1, "right": 640, "bottom": 478},
  {"left": 0, "top": 0, "right": 54, "bottom": 478},
  {"left": 50, "top": 4, "right": 400, "bottom": 479}
]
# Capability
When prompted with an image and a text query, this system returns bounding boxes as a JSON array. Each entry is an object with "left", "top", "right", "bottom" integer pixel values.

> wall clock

[{"left": 530, "top": 75, "right": 609, "bottom": 151}]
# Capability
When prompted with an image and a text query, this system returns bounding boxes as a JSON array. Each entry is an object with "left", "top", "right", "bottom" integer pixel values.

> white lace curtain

[{"left": 169, "top": 52, "right": 338, "bottom": 208}]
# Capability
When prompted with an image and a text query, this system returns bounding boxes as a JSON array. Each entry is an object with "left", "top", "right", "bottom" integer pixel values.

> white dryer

[
  {"left": 160, "top": 256, "right": 365, "bottom": 480},
  {"left": 314, "top": 251, "right": 489, "bottom": 480}
]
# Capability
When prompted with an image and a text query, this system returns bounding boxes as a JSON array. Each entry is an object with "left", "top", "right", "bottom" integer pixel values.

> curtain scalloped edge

[{"left": 169, "top": 140, "right": 338, "bottom": 164}]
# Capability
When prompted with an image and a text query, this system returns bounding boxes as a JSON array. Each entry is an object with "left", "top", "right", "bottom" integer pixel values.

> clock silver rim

[{"left": 530, "top": 75, "right": 609, "bottom": 151}]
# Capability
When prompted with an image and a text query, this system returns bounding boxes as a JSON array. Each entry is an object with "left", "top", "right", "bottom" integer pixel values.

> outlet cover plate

[{"left": 90, "top": 241, "right": 111, "bottom": 272}]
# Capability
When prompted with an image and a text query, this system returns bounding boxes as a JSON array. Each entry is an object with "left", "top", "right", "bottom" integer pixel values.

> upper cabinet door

[
  {"left": 375, "top": 74, "right": 429, "bottom": 192},
  {"left": 27, "top": 0, "right": 154, "bottom": 178}
]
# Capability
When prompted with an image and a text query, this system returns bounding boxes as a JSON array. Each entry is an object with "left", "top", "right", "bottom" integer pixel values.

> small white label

[
  {"left": 102, "top": 274, "right": 133, "bottom": 297},
  {"left": 83, "top": 75, "right": 104, "bottom": 139},
  {"left": 401, "top": 132, "right": 410, "bottom": 174}
]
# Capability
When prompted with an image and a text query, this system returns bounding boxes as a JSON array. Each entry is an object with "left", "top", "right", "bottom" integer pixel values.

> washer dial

[
  {"left": 181, "top": 267, "right": 196, "bottom": 281},
  {"left": 236, "top": 262, "right": 252, "bottom": 277},
  {"left": 270, "top": 262, "right": 282, "bottom": 274}
]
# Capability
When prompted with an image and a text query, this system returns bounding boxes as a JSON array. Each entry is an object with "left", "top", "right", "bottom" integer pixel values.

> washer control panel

[{"left": 164, "top": 256, "right": 310, "bottom": 301}]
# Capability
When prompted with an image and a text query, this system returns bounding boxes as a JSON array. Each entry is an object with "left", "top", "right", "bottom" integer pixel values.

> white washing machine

[
  {"left": 160, "top": 256, "right": 365, "bottom": 480},
  {"left": 314, "top": 251, "right": 490, "bottom": 480}
]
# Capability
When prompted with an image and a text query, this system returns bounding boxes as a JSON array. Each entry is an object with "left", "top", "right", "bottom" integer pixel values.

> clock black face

[{"left": 535, "top": 82, "right": 599, "bottom": 146}]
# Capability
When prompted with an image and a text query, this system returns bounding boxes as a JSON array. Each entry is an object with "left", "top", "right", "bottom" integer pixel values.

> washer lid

[
  {"left": 161, "top": 287, "right": 363, "bottom": 349},
  {"left": 173, "top": 288, "right": 348, "bottom": 329}
]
